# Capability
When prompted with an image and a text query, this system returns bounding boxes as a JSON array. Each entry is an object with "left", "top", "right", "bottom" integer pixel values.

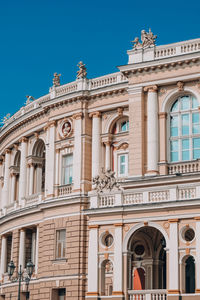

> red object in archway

[{"left": 133, "top": 268, "right": 145, "bottom": 290}]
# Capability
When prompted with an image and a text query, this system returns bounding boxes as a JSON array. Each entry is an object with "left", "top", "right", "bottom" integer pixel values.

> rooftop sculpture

[
  {"left": 132, "top": 29, "right": 157, "bottom": 49},
  {"left": 77, "top": 61, "right": 87, "bottom": 79},
  {"left": 25, "top": 95, "right": 35, "bottom": 105},
  {"left": 53, "top": 72, "right": 61, "bottom": 87},
  {"left": 2, "top": 113, "right": 11, "bottom": 124}
]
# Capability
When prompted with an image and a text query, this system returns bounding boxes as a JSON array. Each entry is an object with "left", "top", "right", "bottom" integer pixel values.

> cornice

[{"left": 120, "top": 55, "right": 200, "bottom": 77}]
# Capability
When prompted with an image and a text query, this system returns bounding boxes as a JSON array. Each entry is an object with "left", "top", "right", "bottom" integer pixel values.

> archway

[
  {"left": 185, "top": 256, "right": 195, "bottom": 293},
  {"left": 32, "top": 139, "right": 45, "bottom": 194},
  {"left": 100, "top": 259, "right": 113, "bottom": 296},
  {"left": 127, "top": 226, "right": 166, "bottom": 291}
]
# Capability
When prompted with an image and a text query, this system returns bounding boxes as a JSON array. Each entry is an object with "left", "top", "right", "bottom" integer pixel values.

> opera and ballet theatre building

[{"left": 0, "top": 30, "right": 200, "bottom": 300}]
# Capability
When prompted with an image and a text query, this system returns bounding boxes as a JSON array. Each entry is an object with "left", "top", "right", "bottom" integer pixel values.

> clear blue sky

[{"left": 0, "top": 0, "right": 199, "bottom": 119}]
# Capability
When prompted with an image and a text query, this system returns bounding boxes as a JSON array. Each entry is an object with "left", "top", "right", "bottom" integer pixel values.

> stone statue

[
  {"left": 92, "top": 168, "right": 121, "bottom": 193},
  {"left": 53, "top": 72, "right": 61, "bottom": 87},
  {"left": 77, "top": 61, "right": 87, "bottom": 79},
  {"left": 132, "top": 29, "right": 157, "bottom": 49},
  {"left": 25, "top": 95, "right": 35, "bottom": 105}
]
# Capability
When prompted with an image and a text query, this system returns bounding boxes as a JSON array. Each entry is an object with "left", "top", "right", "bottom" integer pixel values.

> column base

[
  {"left": 112, "top": 291, "right": 124, "bottom": 300},
  {"left": 145, "top": 170, "right": 159, "bottom": 176}
]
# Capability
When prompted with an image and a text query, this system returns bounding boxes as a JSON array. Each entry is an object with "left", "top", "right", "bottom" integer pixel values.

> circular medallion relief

[
  {"left": 183, "top": 227, "right": 195, "bottom": 242},
  {"left": 102, "top": 233, "right": 114, "bottom": 248},
  {"left": 59, "top": 119, "right": 72, "bottom": 138}
]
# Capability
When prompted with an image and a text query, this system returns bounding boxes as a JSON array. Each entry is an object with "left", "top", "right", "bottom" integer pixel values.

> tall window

[
  {"left": 56, "top": 229, "right": 66, "bottom": 259},
  {"left": 62, "top": 154, "right": 73, "bottom": 185},
  {"left": 118, "top": 154, "right": 128, "bottom": 177},
  {"left": 170, "top": 95, "right": 200, "bottom": 162}
]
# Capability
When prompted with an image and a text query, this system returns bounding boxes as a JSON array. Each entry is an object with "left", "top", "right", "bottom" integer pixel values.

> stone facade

[{"left": 0, "top": 32, "right": 200, "bottom": 300}]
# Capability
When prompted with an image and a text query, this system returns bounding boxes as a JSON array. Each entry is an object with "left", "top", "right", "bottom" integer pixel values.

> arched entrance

[
  {"left": 185, "top": 256, "right": 195, "bottom": 293},
  {"left": 127, "top": 226, "right": 166, "bottom": 291}
]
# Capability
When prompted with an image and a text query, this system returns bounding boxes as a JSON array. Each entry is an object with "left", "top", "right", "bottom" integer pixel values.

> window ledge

[{"left": 51, "top": 258, "right": 67, "bottom": 264}]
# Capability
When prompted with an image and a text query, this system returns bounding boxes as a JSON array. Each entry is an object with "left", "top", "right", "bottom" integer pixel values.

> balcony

[
  {"left": 128, "top": 290, "right": 167, "bottom": 300},
  {"left": 90, "top": 184, "right": 200, "bottom": 209},
  {"left": 168, "top": 160, "right": 200, "bottom": 175},
  {"left": 56, "top": 184, "right": 73, "bottom": 196}
]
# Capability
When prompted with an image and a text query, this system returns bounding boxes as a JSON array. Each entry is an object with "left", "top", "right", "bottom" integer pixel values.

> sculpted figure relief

[
  {"left": 77, "top": 61, "right": 87, "bottom": 79},
  {"left": 62, "top": 121, "right": 71, "bottom": 136},
  {"left": 132, "top": 29, "right": 157, "bottom": 49},
  {"left": 92, "top": 168, "right": 121, "bottom": 193},
  {"left": 53, "top": 72, "right": 61, "bottom": 87}
]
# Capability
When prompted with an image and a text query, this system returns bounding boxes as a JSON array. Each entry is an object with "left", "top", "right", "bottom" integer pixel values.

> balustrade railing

[
  {"left": 90, "top": 184, "right": 200, "bottom": 209},
  {"left": 168, "top": 160, "right": 200, "bottom": 174},
  {"left": 58, "top": 184, "right": 73, "bottom": 196},
  {"left": 128, "top": 290, "right": 167, "bottom": 300}
]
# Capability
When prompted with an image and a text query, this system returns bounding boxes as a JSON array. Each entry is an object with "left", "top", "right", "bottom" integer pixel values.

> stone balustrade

[
  {"left": 90, "top": 184, "right": 200, "bottom": 209},
  {"left": 57, "top": 184, "right": 73, "bottom": 196},
  {"left": 168, "top": 160, "right": 200, "bottom": 174},
  {"left": 128, "top": 289, "right": 167, "bottom": 300}
]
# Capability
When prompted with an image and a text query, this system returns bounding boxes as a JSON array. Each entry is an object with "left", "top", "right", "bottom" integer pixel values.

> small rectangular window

[
  {"left": 118, "top": 154, "right": 128, "bottom": 176},
  {"left": 56, "top": 229, "right": 66, "bottom": 259},
  {"left": 62, "top": 154, "right": 73, "bottom": 185}
]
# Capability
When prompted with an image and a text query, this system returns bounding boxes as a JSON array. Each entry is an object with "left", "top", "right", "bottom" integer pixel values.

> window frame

[
  {"left": 61, "top": 154, "right": 73, "bottom": 185},
  {"left": 168, "top": 94, "right": 200, "bottom": 163},
  {"left": 55, "top": 229, "right": 66, "bottom": 260},
  {"left": 115, "top": 151, "right": 129, "bottom": 177}
]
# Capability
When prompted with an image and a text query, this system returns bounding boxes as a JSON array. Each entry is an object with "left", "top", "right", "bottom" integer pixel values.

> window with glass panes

[
  {"left": 170, "top": 95, "right": 200, "bottom": 162},
  {"left": 120, "top": 120, "right": 129, "bottom": 132},
  {"left": 118, "top": 154, "right": 128, "bottom": 176},
  {"left": 62, "top": 154, "right": 73, "bottom": 185},
  {"left": 56, "top": 229, "right": 66, "bottom": 259}
]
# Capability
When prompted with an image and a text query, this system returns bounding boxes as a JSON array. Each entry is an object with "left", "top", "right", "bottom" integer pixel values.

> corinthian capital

[{"left": 144, "top": 85, "right": 158, "bottom": 93}]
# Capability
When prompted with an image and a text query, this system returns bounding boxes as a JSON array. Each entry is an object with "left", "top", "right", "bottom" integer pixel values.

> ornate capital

[
  {"left": 89, "top": 111, "right": 101, "bottom": 118},
  {"left": 48, "top": 120, "right": 57, "bottom": 127},
  {"left": 168, "top": 218, "right": 179, "bottom": 223},
  {"left": 144, "top": 85, "right": 158, "bottom": 92},
  {"left": 72, "top": 112, "right": 83, "bottom": 120},
  {"left": 19, "top": 137, "right": 28, "bottom": 143},
  {"left": 88, "top": 225, "right": 99, "bottom": 229},
  {"left": 5, "top": 149, "right": 11, "bottom": 154}
]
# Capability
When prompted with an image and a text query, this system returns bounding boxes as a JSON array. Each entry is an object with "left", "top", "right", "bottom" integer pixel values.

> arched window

[
  {"left": 31, "top": 139, "right": 45, "bottom": 194},
  {"left": 170, "top": 95, "right": 200, "bottom": 162},
  {"left": 185, "top": 256, "right": 195, "bottom": 293}
]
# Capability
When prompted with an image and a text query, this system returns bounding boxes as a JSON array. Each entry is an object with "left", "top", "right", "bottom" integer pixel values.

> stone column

[
  {"left": 113, "top": 223, "right": 123, "bottom": 298},
  {"left": 89, "top": 112, "right": 101, "bottom": 179},
  {"left": 195, "top": 217, "right": 200, "bottom": 293},
  {"left": 2, "top": 149, "right": 11, "bottom": 208},
  {"left": 35, "top": 226, "right": 39, "bottom": 274},
  {"left": 36, "top": 164, "right": 42, "bottom": 193},
  {"left": 72, "top": 113, "right": 83, "bottom": 192},
  {"left": 46, "top": 121, "right": 56, "bottom": 197},
  {"left": 144, "top": 85, "right": 158, "bottom": 175},
  {"left": 87, "top": 225, "right": 99, "bottom": 297},
  {"left": 19, "top": 137, "right": 28, "bottom": 204},
  {"left": 0, "top": 236, "right": 7, "bottom": 278},
  {"left": 168, "top": 219, "right": 179, "bottom": 294},
  {"left": 31, "top": 231, "right": 36, "bottom": 264},
  {"left": 28, "top": 163, "right": 34, "bottom": 195},
  {"left": 159, "top": 113, "right": 168, "bottom": 175},
  {"left": 55, "top": 149, "right": 60, "bottom": 196},
  {"left": 104, "top": 141, "right": 111, "bottom": 170},
  {"left": 128, "top": 87, "right": 144, "bottom": 176},
  {"left": 10, "top": 173, "right": 16, "bottom": 203},
  {"left": 18, "top": 229, "right": 25, "bottom": 270}
]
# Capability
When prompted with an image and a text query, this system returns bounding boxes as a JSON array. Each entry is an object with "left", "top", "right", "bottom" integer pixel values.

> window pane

[
  {"left": 120, "top": 121, "right": 129, "bottom": 132},
  {"left": 62, "top": 154, "right": 73, "bottom": 184},
  {"left": 170, "top": 116, "right": 178, "bottom": 137},
  {"left": 192, "top": 97, "right": 198, "bottom": 109},
  {"left": 181, "top": 96, "right": 190, "bottom": 110},
  {"left": 192, "top": 113, "right": 200, "bottom": 134},
  {"left": 181, "top": 114, "right": 189, "bottom": 135},
  {"left": 193, "top": 138, "right": 200, "bottom": 159},
  {"left": 182, "top": 151, "right": 189, "bottom": 161},
  {"left": 120, "top": 155, "right": 125, "bottom": 163},
  {"left": 170, "top": 140, "right": 178, "bottom": 151},
  {"left": 171, "top": 152, "right": 178, "bottom": 162},
  {"left": 194, "top": 149, "right": 200, "bottom": 159},
  {"left": 171, "top": 100, "right": 178, "bottom": 112},
  {"left": 193, "top": 138, "right": 200, "bottom": 148},
  {"left": 182, "top": 139, "right": 189, "bottom": 150}
]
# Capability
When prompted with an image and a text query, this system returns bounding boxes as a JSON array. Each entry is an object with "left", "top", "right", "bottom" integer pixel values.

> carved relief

[
  {"left": 177, "top": 81, "right": 184, "bottom": 91},
  {"left": 92, "top": 168, "right": 121, "bottom": 193},
  {"left": 58, "top": 119, "right": 73, "bottom": 139}
]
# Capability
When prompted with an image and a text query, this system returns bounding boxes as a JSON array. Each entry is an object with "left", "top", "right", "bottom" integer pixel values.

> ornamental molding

[
  {"left": 92, "top": 168, "right": 121, "bottom": 194},
  {"left": 177, "top": 81, "right": 184, "bottom": 91},
  {"left": 89, "top": 111, "right": 101, "bottom": 118},
  {"left": 144, "top": 85, "right": 158, "bottom": 92}
]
